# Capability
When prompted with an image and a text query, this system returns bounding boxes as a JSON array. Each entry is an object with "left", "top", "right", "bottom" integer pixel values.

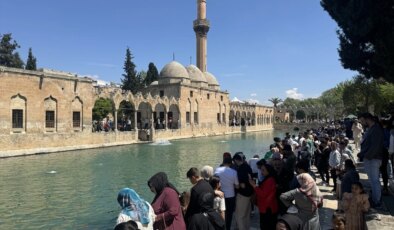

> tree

[
  {"left": 121, "top": 48, "right": 139, "bottom": 94},
  {"left": 342, "top": 75, "right": 383, "bottom": 114},
  {"left": 321, "top": 0, "right": 394, "bottom": 83},
  {"left": 25, "top": 47, "right": 37, "bottom": 70},
  {"left": 144, "top": 62, "right": 159, "bottom": 86},
  {"left": 92, "top": 98, "right": 113, "bottom": 121},
  {"left": 268, "top": 97, "right": 283, "bottom": 108},
  {"left": 0, "top": 33, "right": 24, "bottom": 68},
  {"left": 137, "top": 70, "right": 147, "bottom": 88}
]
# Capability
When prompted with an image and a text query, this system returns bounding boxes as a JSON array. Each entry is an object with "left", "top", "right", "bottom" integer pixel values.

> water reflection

[{"left": 0, "top": 130, "right": 283, "bottom": 229}]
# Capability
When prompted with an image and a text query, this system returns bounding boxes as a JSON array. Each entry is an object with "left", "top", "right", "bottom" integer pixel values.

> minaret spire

[{"left": 194, "top": 0, "right": 210, "bottom": 72}]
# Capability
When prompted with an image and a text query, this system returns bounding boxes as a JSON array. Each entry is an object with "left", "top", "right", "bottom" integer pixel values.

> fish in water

[{"left": 46, "top": 170, "right": 57, "bottom": 174}]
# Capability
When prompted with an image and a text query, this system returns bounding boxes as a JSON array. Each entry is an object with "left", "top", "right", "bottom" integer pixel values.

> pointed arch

[
  {"left": 10, "top": 93, "right": 27, "bottom": 132},
  {"left": 44, "top": 95, "right": 57, "bottom": 130},
  {"left": 72, "top": 96, "right": 83, "bottom": 130}
]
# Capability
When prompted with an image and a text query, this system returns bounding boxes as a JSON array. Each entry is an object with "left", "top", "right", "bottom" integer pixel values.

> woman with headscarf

[
  {"left": 116, "top": 188, "right": 156, "bottom": 230},
  {"left": 147, "top": 172, "right": 186, "bottom": 230},
  {"left": 280, "top": 173, "right": 323, "bottom": 230},
  {"left": 276, "top": 214, "right": 303, "bottom": 230}
]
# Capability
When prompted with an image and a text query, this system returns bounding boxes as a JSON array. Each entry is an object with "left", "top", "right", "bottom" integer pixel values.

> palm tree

[{"left": 268, "top": 97, "right": 283, "bottom": 108}]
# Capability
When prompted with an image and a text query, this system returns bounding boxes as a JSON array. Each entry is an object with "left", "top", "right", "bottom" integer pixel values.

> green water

[{"left": 0, "top": 130, "right": 282, "bottom": 229}]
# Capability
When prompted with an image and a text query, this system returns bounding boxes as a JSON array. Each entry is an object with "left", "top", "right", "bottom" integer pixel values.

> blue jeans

[{"left": 364, "top": 159, "right": 382, "bottom": 206}]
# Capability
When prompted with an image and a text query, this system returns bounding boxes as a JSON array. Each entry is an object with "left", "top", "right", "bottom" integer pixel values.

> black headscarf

[
  {"left": 261, "top": 163, "right": 277, "bottom": 184},
  {"left": 277, "top": 214, "right": 303, "bottom": 230},
  {"left": 147, "top": 172, "right": 180, "bottom": 203}
]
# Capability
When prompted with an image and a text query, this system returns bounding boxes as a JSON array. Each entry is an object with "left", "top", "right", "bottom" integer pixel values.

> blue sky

[{"left": 0, "top": 0, "right": 355, "bottom": 105}]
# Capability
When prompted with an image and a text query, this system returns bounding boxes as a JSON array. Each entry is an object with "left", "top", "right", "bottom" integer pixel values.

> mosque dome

[
  {"left": 186, "top": 65, "right": 208, "bottom": 83},
  {"left": 203, "top": 72, "right": 219, "bottom": 86},
  {"left": 150, "top": 81, "right": 158, "bottom": 86},
  {"left": 160, "top": 61, "right": 189, "bottom": 79}
]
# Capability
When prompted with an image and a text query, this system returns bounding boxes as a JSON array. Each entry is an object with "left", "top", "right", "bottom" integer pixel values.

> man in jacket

[{"left": 358, "top": 112, "right": 384, "bottom": 207}]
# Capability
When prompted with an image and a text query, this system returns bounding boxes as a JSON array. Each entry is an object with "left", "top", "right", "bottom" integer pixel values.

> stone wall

[{"left": 0, "top": 66, "right": 274, "bottom": 157}]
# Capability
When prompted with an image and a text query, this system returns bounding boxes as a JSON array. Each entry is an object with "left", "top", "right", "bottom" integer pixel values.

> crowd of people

[{"left": 113, "top": 112, "right": 394, "bottom": 230}]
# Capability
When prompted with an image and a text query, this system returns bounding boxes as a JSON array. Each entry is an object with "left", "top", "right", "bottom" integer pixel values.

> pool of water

[{"left": 0, "top": 130, "right": 283, "bottom": 229}]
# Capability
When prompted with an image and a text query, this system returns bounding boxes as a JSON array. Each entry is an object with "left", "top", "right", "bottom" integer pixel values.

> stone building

[{"left": 0, "top": 0, "right": 273, "bottom": 156}]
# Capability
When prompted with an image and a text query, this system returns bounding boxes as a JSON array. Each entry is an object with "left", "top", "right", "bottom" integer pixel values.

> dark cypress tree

[
  {"left": 321, "top": 0, "right": 394, "bottom": 83},
  {"left": 0, "top": 33, "right": 24, "bottom": 68},
  {"left": 144, "top": 62, "right": 159, "bottom": 86},
  {"left": 121, "top": 48, "right": 139, "bottom": 93},
  {"left": 25, "top": 47, "right": 37, "bottom": 70}
]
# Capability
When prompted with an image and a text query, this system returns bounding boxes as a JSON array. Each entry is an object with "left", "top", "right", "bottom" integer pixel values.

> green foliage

[
  {"left": 296, "top": 110, "right": 306, "bottom": 120},
  {"left": 121, "top": 48, "right": 140, "bottom": 94},
  {"left": 25, "top": 47, "right": 37, "bottom": 70},
  {"left": 92, "top": 98, "right": 113, "bottom": 121},
  {"left": 144, "top": 62, "right": 159, "bottom": 86},
  {"left": 137, "top": 70, "right": 147, "bottom": 88},
  {"left": 321, "top": 0, "right": 394, "bottom": 83},
  {"left": 0, "top": 33, "right": 24, "bottom": 68},
  {"left": 342, "top": 75, "right": 383, "bottom": 114}
]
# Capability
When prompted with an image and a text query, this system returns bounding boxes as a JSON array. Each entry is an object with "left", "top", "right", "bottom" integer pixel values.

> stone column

[
  {"left": 134, "top": 111, "right": 138, "bottom": 131},
  {"left": 165, "top": 111, "right": 168, "bottom": 130},
  {"left": 114, "top": 109, "right": 118, "bottom": 132}
]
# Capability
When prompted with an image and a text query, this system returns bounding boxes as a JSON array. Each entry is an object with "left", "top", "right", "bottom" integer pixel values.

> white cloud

[
  {"left": 286, "top": 88, "right": 304, "bottom": 100},
  {"left": 245, "top": 98, "right": 260, "bottom": 104},
  {"left": 250, "top": 93, "right": 257, "bottom": 97}
]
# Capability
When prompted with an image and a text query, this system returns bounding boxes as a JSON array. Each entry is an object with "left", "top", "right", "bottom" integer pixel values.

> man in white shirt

[{"left": 215, "top": 157, "right": 239, "bottom": 230}]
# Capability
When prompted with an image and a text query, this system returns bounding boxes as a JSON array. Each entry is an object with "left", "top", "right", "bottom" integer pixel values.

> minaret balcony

[{"left": 193, "top": 19, "right": 210, "bottom": 33}]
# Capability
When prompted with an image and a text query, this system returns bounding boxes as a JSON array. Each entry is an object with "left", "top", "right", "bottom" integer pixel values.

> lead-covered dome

[
  {"left": 160, "top": 61, "right": 189, "bottom": 79},
  {"left": 186, "top": 65, "right": 208, "bottom": 83},
  {"left": 203, "top": 72, "right": 219, "bottom": 86}
]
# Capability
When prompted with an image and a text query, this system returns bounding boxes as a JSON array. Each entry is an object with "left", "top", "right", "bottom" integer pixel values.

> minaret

[{"left": 193, "top": 0, "right": 210, "bottom": 72}]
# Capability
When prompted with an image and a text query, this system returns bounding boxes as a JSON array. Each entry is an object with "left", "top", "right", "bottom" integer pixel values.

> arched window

[
  {"left": 44, "top": 96, "right": 57, "bottom": 131},
  {"left": 72, "top": 97, "right": 83, "bottom": 131},
  {"left": 10, "top": 94, "right": 26, "bottom": 133}
]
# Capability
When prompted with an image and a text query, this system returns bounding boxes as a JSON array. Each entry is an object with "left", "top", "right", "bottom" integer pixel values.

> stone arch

[
  {"left": 10, "top": 93, "right": 27, "bottom": 131},
  {"left": 222, "top": 104, "right": 226, "bottom": 125},
  {"left": 194, "top": 99, "right": 199, "bottom": 124},
  {"left": 44, "top": 96, "right": 57, "bottom": 130},
  {"left": 247, "top": 112, "right": 252, "bottom": 126},
  {"left": 118, "top": 100, "right": 135, "bottom": 131},
  {"left": 217, "top": 102, "right": 222, "bottom": 123},
  {"left": 168, "top": 104, "right": 180, "bottom": 129},
  {"left": 241, "top": 111, "right": 246, "bottom": 126},
  {"left": 252, "top": 112, "right": 256, "bottom": 125},
  {"left": 137, "top": 102, "right": 153, "bottom": 129},
  {"left": 154, "top": 103, "right": 166, "bottom": 129},
  {"left": 229, "top": 110, "right": 235, "bottom": 126},
  {"left": 92, "top": 98, "right": 115, "bottom": 132},
  {"left": 235, "top": 111, "right": 241, "bottom": 126}
]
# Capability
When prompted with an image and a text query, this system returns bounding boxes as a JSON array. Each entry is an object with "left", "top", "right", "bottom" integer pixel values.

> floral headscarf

[
  {"left": 296, "top": 173, "right": 323, "bottom": 211},
  {"left": 117, "top": 188, "right": 150, "bottom": 225}
]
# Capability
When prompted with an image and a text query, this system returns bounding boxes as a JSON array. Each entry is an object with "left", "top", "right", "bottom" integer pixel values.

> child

[
  {"left": 209, "top": 176, "right": 226, "bottom": 220},
  {"left": 331, "top": 213, "right": 346, "bottom": 230},
  {"left": 341, "top": 182, "right": 370, "bottom": 230},
  {"left": 179, "top": 191, "right": 190, "bottom": 216}
]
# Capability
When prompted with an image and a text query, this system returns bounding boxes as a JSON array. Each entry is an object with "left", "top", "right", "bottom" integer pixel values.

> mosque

[{"left": 0, "top": 0, "right": 273, "bottom": 156}]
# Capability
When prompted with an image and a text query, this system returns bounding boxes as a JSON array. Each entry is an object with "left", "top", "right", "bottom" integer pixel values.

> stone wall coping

[{"left": 0, "top": 65, "right": 93, "bottom": 83}]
